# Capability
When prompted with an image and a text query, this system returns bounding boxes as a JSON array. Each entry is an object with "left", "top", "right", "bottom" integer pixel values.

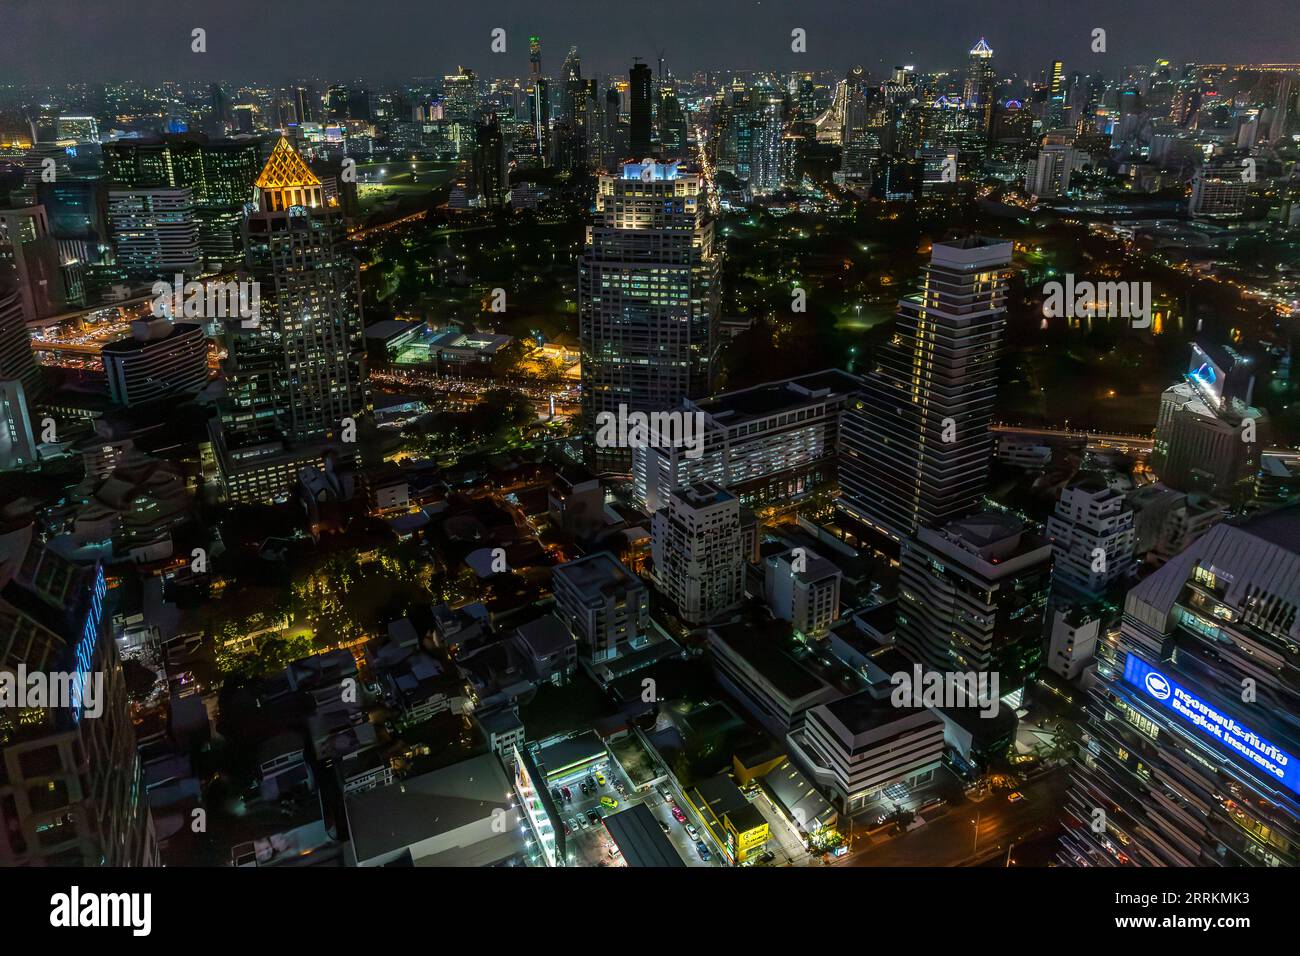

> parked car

[
  {"left": 600, "top": 796, "right": 619, "bottom": 810},
  {"left": 562, "top": 821, "right": 572, "bottom": 835},
  {"left": 695, "top": 841, "right": 711, "bottom": 862},
  {"left": 1007, "top": 791, "right": 1026, "bottom": 803},
  {"left": 685, "top": 823, "right": 699, "bottom": 841},
  {"left": 580, "top": 782, "right": 591, "bottom": 796},
  {"left": 595, "top": 772, "right": 607, "bottom": 786},
  {"left": 660, "top": 788, "right": 674, "bottom": 802},
  {"left": 659, "top": 820, "right": 671, "bottom": 834},
  {"left": 587, "top": 809, "right": 602, "bottom": 825},
  {"left": 551, "top": 788, "right": 563, "bottom": 804},
  {"left": 561, "top": 786, "right": 572, "bottom": 802},
  {"left": 576, "top": 815, "right": 588, "bottom": 830},
  {"left": 671, "top": 805, "right": 687, "bottom": 824}
]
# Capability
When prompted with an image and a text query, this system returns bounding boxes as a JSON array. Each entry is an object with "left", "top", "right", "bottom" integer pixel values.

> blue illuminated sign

[
  {"left": 1123, "top": 653, "right": 1300, "bottom": 797},
  {"left": 70, "top": 565, "right": 106, "bottom": 723}
]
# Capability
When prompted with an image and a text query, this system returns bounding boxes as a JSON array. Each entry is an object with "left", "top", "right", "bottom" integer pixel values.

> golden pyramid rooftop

[{"left": 255, "top": 137, "right": 322, "bottom": 190}]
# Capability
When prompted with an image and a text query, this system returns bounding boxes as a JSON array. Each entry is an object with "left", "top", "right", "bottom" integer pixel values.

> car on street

[
  {"left": 561, "top": 786, "right": 572, "bottom": 802},
  {"left": 660, "top": 788, "right": 674, "bottom": 802},
  {"left": 551, "top": 788, "right": 563, "bottom": 804},
  {"left": 685, "top": 823, "right": 699, "bottom": 840},
  {"left": 759, "top": 851, "right": 776, "bottom": 864},
  {"left": 695, "top": 841, "right": 711, "bottom": 862},
  {"left": 580, "top": 782, "right": 591, "bottom": 796},
  {"left": 659, "top": 820, "right": 671, "bottom": 834},
  {"left": 1007, "top": 791, "right": 1026, "bottom": 803},
  {"left": 596, "top": 772, "right": 607, "bottom": 786},
  {"left": 576, "top": 815, "right": 588, "bottom": 830},
  {"left": 600, "top": 796, "right": 619, "bottom": 810},
  {"left": 671, "top": 805, "right": 687, "bottom": 824}
]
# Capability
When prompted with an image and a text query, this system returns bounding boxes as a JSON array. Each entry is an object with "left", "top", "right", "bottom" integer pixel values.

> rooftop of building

[
  {"left": 552, "top": 551, "right": 643, "bottom": 597},
  {"left": 819, "top": 689, "right": 940, "bottom": 740},
  {"left": 708, "top": 620, "right": 832, "bottom": 703},
  {"left": 688, "top": 368, "right": 863, "bottom": 426},
  {"left": 602, "top": 802, "right": 687, "bottom": 867},
  {"left": 344, "top": 752, "right": 519, "bottom": 865}
]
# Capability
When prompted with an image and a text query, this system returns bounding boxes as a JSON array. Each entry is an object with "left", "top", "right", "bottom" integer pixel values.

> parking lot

[{"left": 545, "top": 760, "right": 723, "bottom": 867}]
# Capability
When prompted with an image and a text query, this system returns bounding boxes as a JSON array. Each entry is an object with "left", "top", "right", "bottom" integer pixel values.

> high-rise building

[
  {"left": 839, "top": 237, "right": 1014, "bottom": 541},
  {"left": 551, "top": 552, "right": 650, "bottom": 663},
  {"left": 1044, "top": 475, "right": 1136, "bottom": 605},
  {"left": 106, "top": 187, "right": 202, "bottom": 275},
  {"left": 629, "top": 62, "right": 653, "bottom": 156},
  {"left": 963, "top": 38, "right": 996, "bottom": 138},
  {"left": 0, "top": 205, "right": 66, "bottom": 320},
  {"left": 0, "top": 288, "right": 41, "bottom": 401},
  {"left": 1024, "top": 143, "right": 1076, "bottom": 198},
  {"left": 221, "top": 138, "right": 367, "bottom": 446},
  {"left": 102, "top": 317, "right": 209, "bottom": 407},
  {"left": 896, "top": 511, "right": 1051, "bottom": 705},
  {"left": 1061, "top": 507, "right": 1300, "bottom": 867},
  {"left": 103, "top": 135, "right": 262, "bottom": 266},
  {"left": 1189, "top": 162, "right": 1250, "bottom": 218},
  {"left": 0, "top": 378, "right": 36, "bottom": 470},
  {"left": 471, "top": 113, "right": 508, "bottom": 208},
  {"left": 632, "top": 369, "right": 858, "bottom": 513},
  {"left": 1151, "top": 343, "right": 1268, "bottom": 499},
  {"left": 443, "top": 69, "right": 479, "bottom": 157},
  {"left": 764, "top": 545, "right": 842, "bottom": 638},
  {"left": 651, "top": 481, "right": 744, "bottom": 626},
  {"left": 0, "top": 529, "right": 158, "bottom": 865},
  {"left": 579, "top": 160, "right": 721, "bottom": 474}
]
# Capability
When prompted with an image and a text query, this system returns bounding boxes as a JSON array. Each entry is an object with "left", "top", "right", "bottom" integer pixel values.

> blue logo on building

[{"left": 1123, "top": 653, "right": 1300, "bottom": 798}]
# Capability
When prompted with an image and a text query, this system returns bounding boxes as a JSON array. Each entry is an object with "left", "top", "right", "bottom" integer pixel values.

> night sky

[{"left": 1, "top": 0, "right": 1296, "bottom": 84}]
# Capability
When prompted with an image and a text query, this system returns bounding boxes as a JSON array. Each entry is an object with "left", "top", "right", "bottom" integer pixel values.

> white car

[
  {"left": 685, "top": 823, "right": 700, "bottom": 841},
  {"left": 576, "top": 815, "right": 589, "bottom": 830},
  {"left": 660, "top": 788, "right": 674, "bottom": 802}
]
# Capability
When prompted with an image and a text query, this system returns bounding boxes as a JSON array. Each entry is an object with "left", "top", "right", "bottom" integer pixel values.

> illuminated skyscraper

[
  {"left": 221, "top": 138, "right": 367, "bottom": 445},
  {"left": 0, "top": 529, "right": 158, "bottom": 866},
  {"left": 839, "top": 237, "right": 1013, "bottom": 541},
  {"left": 443, "top": 68, "right": 479, "bottom": 156},
  {"left": 1061, "top": 507, "right": 1300, "bottom": 866},
  {"left": 579, "top": 160, "right": 721, "bottom": 473},
  {"left": 629, "top": 61, "right": 653, "bottom": 156},
  {"left": 963, "top": 38, "right": 996, "bottom": 138}
]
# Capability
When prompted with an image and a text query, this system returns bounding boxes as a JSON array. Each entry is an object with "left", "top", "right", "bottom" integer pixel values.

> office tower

[
  {"left": 579, "top": 160, "right": 721, "bottom": 474},
  {"left": 529, "top": 78, "right": 551, "bottom": 164},
  {"left": 0, "top": 291, "right": 38, "bottom": 402},
  {"left": 0, "top": 205, "right": 66, "bottom": 320},
  {"left": 471, "top": 112, "right": 508, "bottom": 208},
  {"left": 1061, "top": 507, "right": 1300, "bottom": 867},
  {"left": 210, "top": 82, "right": 231, "bottom": 129},
  {"left": 551, "top": 552, "right": 650, "bottom": 663},
  {"left": 1024, "top": 143, "right": 1076, "bottom": 198},
  {"left": 740, "top": 84, "right": 786, "bottom": 194},
  {"left": 443, "top": 68, "right": 478, "bottom": 156},
  {"left": 102, "top": 318, "right": 209, "bottom": 407},
  {"left": 632, "top": 369, "right": 857, "bottom": 513},
  {"left": 764, "top": 545, "right": 842, "bottom": 638},
  {"left": 1044, "top": 475, "right": 1136, "bottom": 604},
  {"left": 325, "top": 85, "right": 349, "bottom": 121},
  {"left": 1151, "top": 343, "right": 1268, "bottom": 498},
  {"left": 1269, "top": 75, "right": 1292, "bottom": 141},
  {"left": 0, "top": 529, "right": 158, "bottom": 865},
  {"left": 963, "top": 38, "right": 996, "bottom": 137},
  {"left": 896, "top": 512, "right": 1052, "bottom": 704},
  {"left": 629, "top": 62, "right": 653, "bottom": 156},
  {"left": 0, "top": 378, "right": 36, "bottom": 469},
  {"left": 1049, "top": 60, "right": 1064, "bottom": 98},
  {"left": 107, "top": 187, "right": 201, "bottom": 275},
  {"left": 604, "top": 87, "right": 624, "bottom": 168},
  {"left": 651, "top": 481, "right": 744, "bottom": 626},
  {"left": 103, "top": 134, "right": 261, "bottom": 265},
  {"left": 792, "top": 691, "right": 946, "bottom": 813},
  {"left": 295, "top": 84, "right": 317, "bottom": 125},
  {"left": 1189, "top": 163, "right": 1250, "bottom": 218},
  {"left": 560, "top": 46, "right": 583, "bottom": 122},
  {"left": 658, "top": 87, "right": 687, "bottom": 159},
  {"left": 222, "top": 138, "right": 367, "bottom": 444},
  {"left": 55, "top": 116, "right": 99, "bottom": 143},
  {"left": 839, "top": 237, "right": 1013, "bottom": 541}
]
